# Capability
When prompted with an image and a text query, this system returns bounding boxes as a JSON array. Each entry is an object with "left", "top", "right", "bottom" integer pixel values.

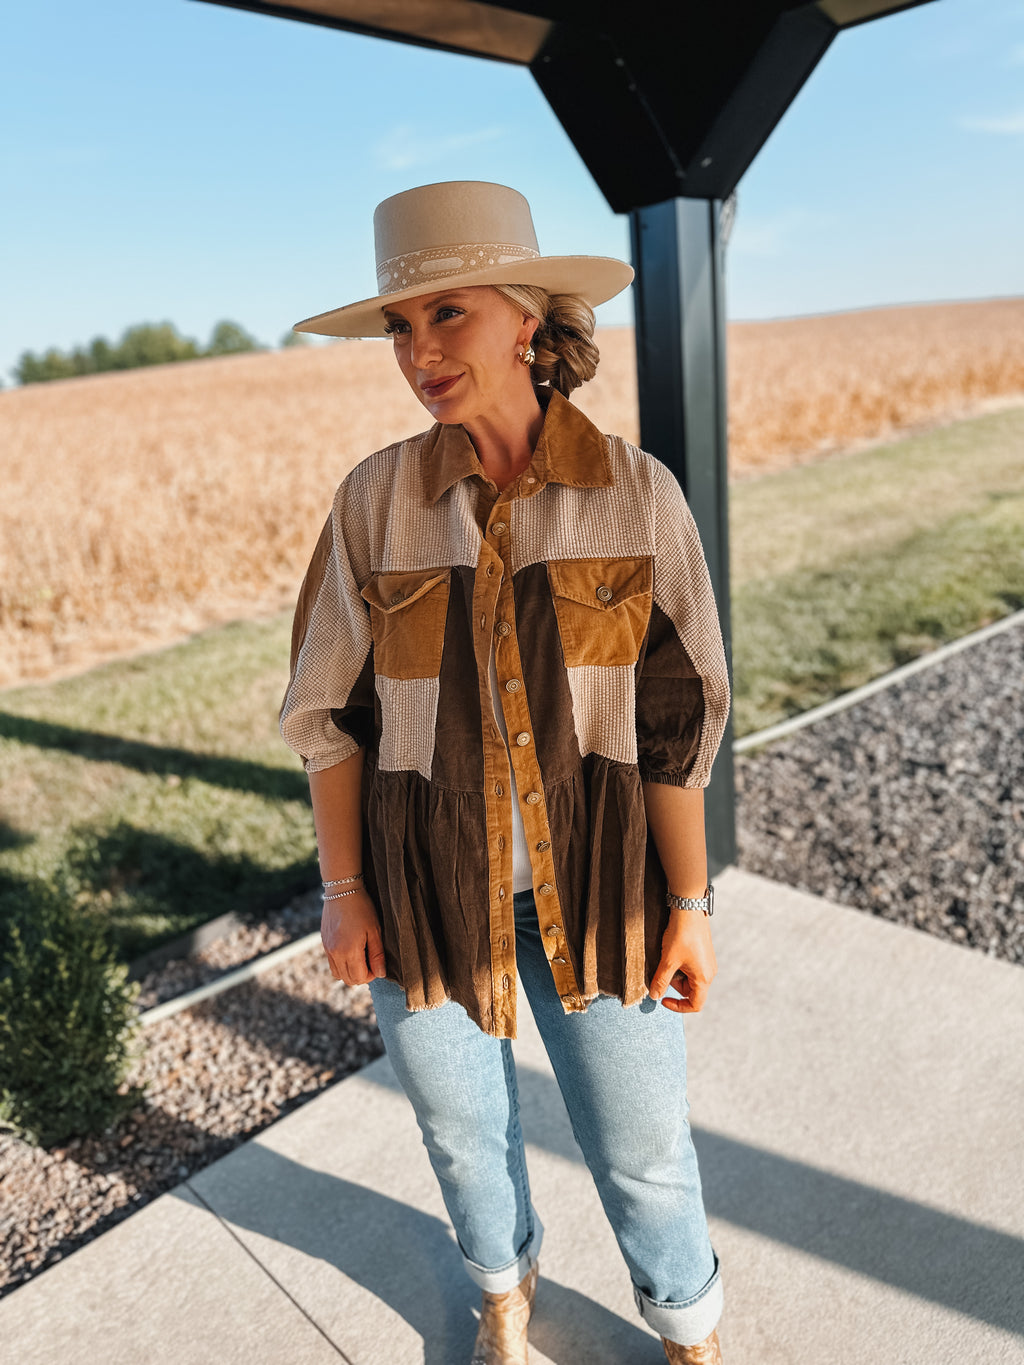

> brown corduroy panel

[
  {"left": 329, "top": 651, "right": 376, "bottom": 752},
  {"left": 365, "top": 766, "right": 495, "bottom": 1030},
  {"left": 635, "top": 600, "right": 706, "bottom": 785},
  {"left": 431, "top": 565, "right": 487, "bottom": 791},
  {"left": 510, "top": 563, "right": 583, "bottom": 786},
  {"left": 289, "top": 513, "right": 333, "bottom": 676}
]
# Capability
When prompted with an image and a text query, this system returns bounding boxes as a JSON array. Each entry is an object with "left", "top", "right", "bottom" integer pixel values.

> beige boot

[
  {"left": 470, "top": 1261, "right": 539, "bottom": 1365},
  {"left": 661, "top": 1328, "right": 723, "bottom": 1364}
]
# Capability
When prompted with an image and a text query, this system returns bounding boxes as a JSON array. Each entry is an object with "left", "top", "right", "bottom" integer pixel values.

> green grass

[
  {"left": 1, "top": 404, "right": 1022, "bottom": 960},
  {"left": 0, "top": 616, "right": 316, "bottom": 962},
  {"left": 729, "top": 405, "right": 1024, "bottom": 734}
]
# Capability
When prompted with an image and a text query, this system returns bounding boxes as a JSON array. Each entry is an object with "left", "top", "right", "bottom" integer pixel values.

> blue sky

[{"left": 1, "top": 0, "right": 1021, "bottom": 382}]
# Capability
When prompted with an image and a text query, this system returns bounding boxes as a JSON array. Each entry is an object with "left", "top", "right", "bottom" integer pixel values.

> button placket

[
  {"left": 475, "top": 530, "right": 514, "bottom": 1033},
  {"left": 483, "top": 489, "right": 580, "bottom": 1020},
  {"left": 486, "top": 545, "right": 579, "bottom": 1009},
  {"left": 484, "top": 497, "right": 524, "bottom": 1032}
]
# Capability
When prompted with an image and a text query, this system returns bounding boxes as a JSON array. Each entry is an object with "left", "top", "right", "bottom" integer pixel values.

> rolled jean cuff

[
  {"left": 633, "top": 1254, "right": 723, "bottom": 1346},
  {"left": 460, "top": 1217, "right": 544, "bottom": 1294}
]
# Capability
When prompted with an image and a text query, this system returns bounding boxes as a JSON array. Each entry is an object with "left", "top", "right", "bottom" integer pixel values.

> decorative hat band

[
  {"left": 376, "top": 242, "right": 541, "bottom": 295},
  {"left": 292, "top": 182, "right": 633, "bottom": 337}
]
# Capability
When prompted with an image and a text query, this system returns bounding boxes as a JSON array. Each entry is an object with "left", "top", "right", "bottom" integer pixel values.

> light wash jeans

[{"left": 369, "top": 889, "right": 722, "bottom": 1346}]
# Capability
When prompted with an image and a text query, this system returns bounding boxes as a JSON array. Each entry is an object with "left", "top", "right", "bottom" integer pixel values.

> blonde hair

[{"left": 492, "top": 284, "right": 599, "bottom": 395}]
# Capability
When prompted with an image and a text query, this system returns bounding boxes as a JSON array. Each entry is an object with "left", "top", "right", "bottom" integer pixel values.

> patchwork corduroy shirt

[{"left": 281, "top": 388, "right": 730, "bottom": 1039}]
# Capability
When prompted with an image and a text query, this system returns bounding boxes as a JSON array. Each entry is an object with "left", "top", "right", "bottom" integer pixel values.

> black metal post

[{"left": 629, "top": 196, "right": 737, "bottom": 875}]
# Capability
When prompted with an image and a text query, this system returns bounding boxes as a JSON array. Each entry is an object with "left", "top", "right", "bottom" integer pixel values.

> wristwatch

[{"left": 666, "top": 883, "right": 714, "bottom": 916}]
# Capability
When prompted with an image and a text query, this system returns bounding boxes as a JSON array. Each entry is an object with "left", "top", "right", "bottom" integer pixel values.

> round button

[
  {"left": 526, "top": 476, "right": 537, "bottom": 484},
  {"left": 505, "top": 678, "right": 521, "bottom": 692},
  {"left": 496, "top": 621, "right": 511, "bottom": 637},
  {"left": 525, "top": 792, "right": 542, "bottom": 806},
  {"left": 492, "top": 521, "right": 507, "bottom": 535},
  {"left": 536, "top": 840, "right": 551, "bottom": 852},
  {"left": 596, "top": 585, "right": 613, "bottom": 603},
  {"left": 516, "top": 732, "right": 530, "bottom": 747},
  {"left": 539, "top": 882, "right": 554, "bottom": 895},
  {"left": 552, "top": 956, "right": 567, "bottom": 964},
  {"left": 494, "top": 782, "right": 504, "bottom": 796},
  {"left": 546, "top": 924, "right": 559, "bottom": 936}
]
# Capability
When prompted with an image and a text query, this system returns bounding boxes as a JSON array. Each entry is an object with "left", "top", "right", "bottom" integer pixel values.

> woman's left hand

[{"left": 649, "top": 911, "right": 718, "bottom": 1013}]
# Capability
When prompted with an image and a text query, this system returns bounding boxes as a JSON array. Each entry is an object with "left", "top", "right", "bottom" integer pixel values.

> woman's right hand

[{"left": 321, "top": 888, "right": 386, "bottom": 985}]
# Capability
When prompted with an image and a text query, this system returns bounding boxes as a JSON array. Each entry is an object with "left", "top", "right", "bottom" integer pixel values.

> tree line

[{"left": 14, "top": 319, "right": 307, "bottom": 386}]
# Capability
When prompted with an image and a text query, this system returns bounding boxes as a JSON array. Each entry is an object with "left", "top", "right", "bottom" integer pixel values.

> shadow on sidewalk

[
  {"left": 184, "top": 1143, "right": 662, "bottom": 1364},
  {"left": 695, "top": 1126, "right": 1024, "bottom": 1339},
  {"left": 367, "top": 1061, "right": 1024, "bottom": 1340}
]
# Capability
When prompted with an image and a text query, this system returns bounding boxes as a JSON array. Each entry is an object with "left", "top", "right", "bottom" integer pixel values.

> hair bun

[{"left": 495, "top": 285, "right": 599, "bottom": 395}]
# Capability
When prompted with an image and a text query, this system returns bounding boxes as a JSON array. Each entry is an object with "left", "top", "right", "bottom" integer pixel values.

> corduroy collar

[{"left": 423, "top": 387, "right": 613, "bottom": 506}]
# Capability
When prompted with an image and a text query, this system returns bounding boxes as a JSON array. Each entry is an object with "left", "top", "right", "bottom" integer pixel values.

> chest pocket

[
  {"left": 547, "top": 556, "right": 653, "bottom": 668},
  {"left": 360, "top": 569, "right": 451, "bottom": 680}
]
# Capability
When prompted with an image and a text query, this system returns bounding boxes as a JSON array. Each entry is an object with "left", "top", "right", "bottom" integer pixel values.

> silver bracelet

[
  {"left": 666, "top": 883, "right": 714, "bottom": 916},
  {"left": 323, "top": 886, "right": 360, "bottom": 903},
  {"left": 322, "top": 872, "right": 363, "bottom": 889}
]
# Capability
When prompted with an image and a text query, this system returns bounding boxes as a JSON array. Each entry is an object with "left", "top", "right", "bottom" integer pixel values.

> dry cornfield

[{"left": 1, "top": 297, "right": 1021, "bottom": 688}]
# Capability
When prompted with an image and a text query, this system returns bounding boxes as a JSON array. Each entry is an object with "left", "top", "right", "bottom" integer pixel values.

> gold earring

[{"left": 519, "top": 343, "right": 536, "bottom": 367}]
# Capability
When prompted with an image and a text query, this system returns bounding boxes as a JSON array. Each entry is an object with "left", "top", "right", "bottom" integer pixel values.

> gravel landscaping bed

[
  {"left": 0, "top": 909, "right": 384, "bottom": 1299},
  {"left": 131, "top": 889, "right": 326, "bottom": 1011},
  {"left": 3, "top": 620, "right": 1021, "bottom": 1300},
  {"left": 736, "top": 618, "right": 1024, "bottom": 964}
]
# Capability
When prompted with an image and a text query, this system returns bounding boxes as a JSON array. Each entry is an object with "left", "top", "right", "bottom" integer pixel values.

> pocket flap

[
  {"left": 360, "top": 568, "right": 451, "bottom": 614},
  {"left": 547, "top": 556, "right": 652, "bottom": 610}
]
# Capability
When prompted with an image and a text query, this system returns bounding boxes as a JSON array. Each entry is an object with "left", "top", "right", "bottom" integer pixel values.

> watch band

[{"left": 666, "top": 883, "right": 714, "bottom": 916}]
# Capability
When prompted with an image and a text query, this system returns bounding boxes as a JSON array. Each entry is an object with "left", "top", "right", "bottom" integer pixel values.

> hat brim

[{"left": 292, "top": 255, "right": 634, "bottom": 338}]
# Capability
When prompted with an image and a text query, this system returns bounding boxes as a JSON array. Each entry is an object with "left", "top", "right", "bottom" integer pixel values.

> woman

[{"left": 281, "top": 181, "right": 730, "bottom": 1365}]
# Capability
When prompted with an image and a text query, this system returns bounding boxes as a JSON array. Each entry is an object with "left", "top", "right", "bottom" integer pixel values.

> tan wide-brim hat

[{"left": 293, "top": 181, "right": 634, "bottom": 339}]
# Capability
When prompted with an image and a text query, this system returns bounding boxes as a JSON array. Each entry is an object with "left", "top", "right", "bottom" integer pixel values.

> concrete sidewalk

[{"left": 2, "top": 868, "right": 1022, "bottom": 1364}]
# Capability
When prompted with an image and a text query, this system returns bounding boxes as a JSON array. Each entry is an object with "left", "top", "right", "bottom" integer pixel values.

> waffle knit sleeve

[
  {"left": 635, "top": 456, "right": 731, "bottom": 789},
  {"left": 279, "top": 482, "right": 375, "bottom": 774}
]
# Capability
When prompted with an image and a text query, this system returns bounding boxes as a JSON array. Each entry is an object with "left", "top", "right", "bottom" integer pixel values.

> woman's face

[{"left": 383, "top": 286, "right": 538, "bottom": 426}]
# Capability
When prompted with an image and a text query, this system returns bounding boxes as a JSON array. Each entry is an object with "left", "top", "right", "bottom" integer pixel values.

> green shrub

[{"left": 0, "top": 881, "right": 144, "bottom": 1148}]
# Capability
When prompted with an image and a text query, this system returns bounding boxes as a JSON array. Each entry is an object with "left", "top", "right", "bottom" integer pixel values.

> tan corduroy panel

[
  {"left": 563, "top": 664, "right": 640, "bottom": 766},
  {"left": 647, "top": 458, "right": 731, "bottom": 789},
  {"left": 547, "top": 556, "right": 652, "bottom": 668},
  {"left": 361, "top": 568, "right": 451, "bottom": 680},
  {"left": 375, "top": 675, "right": 441, "bottom": 780},
  {"left": 484, "top": 509, "right": 585, "bottom": 1029}
]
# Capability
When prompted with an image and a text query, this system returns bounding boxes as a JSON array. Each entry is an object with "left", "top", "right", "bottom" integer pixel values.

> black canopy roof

[{"left": 197, "top": 0, "right": 933, "bottom": 211}]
